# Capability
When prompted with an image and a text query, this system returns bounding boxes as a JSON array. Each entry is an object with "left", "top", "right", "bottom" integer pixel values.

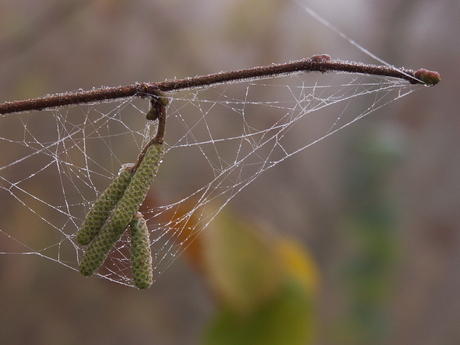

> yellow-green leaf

[{"left": 202, "top": 211, "right": 282, "bottom": 314}]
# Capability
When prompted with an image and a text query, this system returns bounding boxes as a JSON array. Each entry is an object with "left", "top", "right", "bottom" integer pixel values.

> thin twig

[
  {"left": 132, "top": 95, "right": 167, "bottom": 172},
  {"left": 0, "top": 55, "right": 439, "bottom": 115}
]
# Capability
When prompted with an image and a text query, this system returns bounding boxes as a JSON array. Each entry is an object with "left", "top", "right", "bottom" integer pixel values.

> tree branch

[{"left": 0, "top": 55, "right": 440, "bottom": 115}]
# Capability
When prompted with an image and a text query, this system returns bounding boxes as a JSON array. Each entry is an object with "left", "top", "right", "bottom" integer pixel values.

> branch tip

[{"left": 413, "top": 68, "right": 441, "bottom": 86}]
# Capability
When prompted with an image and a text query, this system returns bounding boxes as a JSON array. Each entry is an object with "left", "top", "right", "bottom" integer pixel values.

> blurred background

[{"left": 0, "top": 0, "right": 458, "bottom": 344}]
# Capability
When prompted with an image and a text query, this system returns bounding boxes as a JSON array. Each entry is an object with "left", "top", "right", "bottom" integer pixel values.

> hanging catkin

[
  {"left": 79, "top": 142, "right": 164, "bottom": 277},
  {"left": 76, "top": 164, "right": 134, "bottom": 245},
  {"left": 130, "top": 212, "right": 153, "bottom": 289}
]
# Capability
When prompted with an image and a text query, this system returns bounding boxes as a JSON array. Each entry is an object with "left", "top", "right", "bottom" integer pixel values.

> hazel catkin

[
  {"left": 76, "top": 164, "right": 133, "bottom": 245},
  {"left": 79, "top": 142, "right": 164, "bottom": 277},
  {"left": 130, "top": 212, "right": 153, "bottom": 289}
]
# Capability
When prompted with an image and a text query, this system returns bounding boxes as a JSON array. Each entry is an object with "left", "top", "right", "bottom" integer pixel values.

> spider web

[{"left": 0, "top": 70, "right": 422, "bottom": 287}]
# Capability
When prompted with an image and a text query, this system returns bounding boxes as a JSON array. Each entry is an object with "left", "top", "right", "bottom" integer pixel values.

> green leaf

[
  {"left": 202, "top": 211, "right": 282, "bottom": 314},
  {"left": 203, "top": 278, "right": 314, "bottom": 345}
]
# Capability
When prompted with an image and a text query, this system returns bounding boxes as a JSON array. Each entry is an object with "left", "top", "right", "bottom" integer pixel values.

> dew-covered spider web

[{"left": 0, "top": 70, "right": 425, "bottom": 287}]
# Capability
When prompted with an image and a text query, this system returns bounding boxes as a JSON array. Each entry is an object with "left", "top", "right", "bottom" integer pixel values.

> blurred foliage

[
  {"left": 333, "top": 132, "right": 402, "bottom": 345},
  {"left": 203, "top": 279, "right": 313, "bottom": 345},
  {"left": 200, "top": 210, "right": 318, "bottom": 345},
  {"left": 165, "top": 202, "right": 319, "bottom": 344}
]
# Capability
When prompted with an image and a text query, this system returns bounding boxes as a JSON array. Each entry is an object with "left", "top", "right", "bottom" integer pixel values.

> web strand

[{"left": 0, "top": 70, "right": 427, "bottom": 287}]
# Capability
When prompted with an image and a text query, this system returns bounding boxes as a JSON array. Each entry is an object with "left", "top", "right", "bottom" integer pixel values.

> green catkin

[
  {"left": 79, "top": 142, "right": 164, "bottom": 277},
  {"left": 130, "top": 212, "right": 153, "bottom": 289},
  {"left": 76, "top": 165, "right": 134, "bottom": 245}
]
